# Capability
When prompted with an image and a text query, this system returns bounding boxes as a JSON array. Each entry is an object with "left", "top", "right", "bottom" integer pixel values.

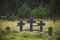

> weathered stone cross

[
  {"left": 18, "top": 21, "right": 25, "bottom": 32},
  {"left": 38, "top": 21, "right": 45, "bottom": 32},
  {"left": 27, "top": 18, "right": 35, "bottom": 32}
]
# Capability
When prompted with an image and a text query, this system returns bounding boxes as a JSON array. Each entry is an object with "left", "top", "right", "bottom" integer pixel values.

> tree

[
  {"left": 32, "top": 5, "right": 46, "bottom": 19},
  {"left": 46, "top": 0, "right": 57, "bottom": 23},
  {"left": 17, "top": 3, "right": 31, "bottom": 19}
]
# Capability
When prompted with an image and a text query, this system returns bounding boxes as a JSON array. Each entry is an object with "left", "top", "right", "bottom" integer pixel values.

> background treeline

[{"left": 0, "top": 0, "right": 60, "bottom": 20}]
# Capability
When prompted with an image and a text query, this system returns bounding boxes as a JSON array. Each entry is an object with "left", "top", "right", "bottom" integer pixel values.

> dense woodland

[{"left": 0, "top": 0, "right": 60, "bottom": 20}]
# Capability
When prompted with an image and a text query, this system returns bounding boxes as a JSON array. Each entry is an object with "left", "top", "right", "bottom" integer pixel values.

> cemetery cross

[
  {"left": 18, "top": 21, "right": 25, "bottom": 32},
  {"left": 38, "top": 21, "right": 45, "bottom": 32},
  {"left": 27, "top": 18, "right": 35, "bottom": 32}
]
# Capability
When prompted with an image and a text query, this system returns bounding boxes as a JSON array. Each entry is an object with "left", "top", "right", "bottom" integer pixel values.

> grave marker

[
  {"left": 38, "top": 21, "right": 45, "bottom": 32},
  {"left": 27, "top": 18, "right": 35, "bottom": 32},
  {"left": 6, "top": 26, "right": 10, "bottom": 32},
  {"left": 18, "top": 21, "right": 25, "bottom": 32},
  {"left": 48, "top": 27, "right": 52, "bottom": 35}
]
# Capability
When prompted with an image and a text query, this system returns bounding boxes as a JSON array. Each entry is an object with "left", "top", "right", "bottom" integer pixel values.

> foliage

[
  {"left": 17, "top": 3, "right": 31, "bottom": 19},
  {"left": 0, "top": 0, "right": 60, "bottom": 19},
  {"left": 48, "top": 0, "right": 56, "bottom": 17},
  {"left": 32, "top": 5, "right": 46, "bottom": 18}
]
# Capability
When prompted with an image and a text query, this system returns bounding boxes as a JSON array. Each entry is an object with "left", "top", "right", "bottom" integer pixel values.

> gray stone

[
  {"left": 38, "top": 21, "right": 45, "bottom": 32},
  {"left": 48, "top": 27, "right": 52, "bottom": 35}
]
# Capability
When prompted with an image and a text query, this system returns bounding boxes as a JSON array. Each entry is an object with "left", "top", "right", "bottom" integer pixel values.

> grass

[
  {"left": 0, "top": 19, "right": 60, "bottom": 40},
  {"left": 0, "top": 32, "right": 59, "bottom": 40},
  {"left": 0, "top": 19, "right": 60, "bottom": 32}
]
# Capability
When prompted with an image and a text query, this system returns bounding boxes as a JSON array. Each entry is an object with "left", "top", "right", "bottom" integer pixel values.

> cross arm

[
  {"left": 43, "top": 23, "right": 45, "bottom": 26},
  {"left": 23, "top": 23, "right": 25, "bottom": 25},
  {"left": 38, "top": 23, "right": 40, "bottom": 26},
  {"left": 27, "top": 20, "right": 30, "bottom": 23},
  {"left": 17, "top": 22, "right": 20, "bottom": 26}
]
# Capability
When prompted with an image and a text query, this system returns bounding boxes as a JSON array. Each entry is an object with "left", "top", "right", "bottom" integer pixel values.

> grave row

[
  {"left": 5, "top": 26, "right": 52, "bottom": 36},
  {"left": 17, "top": 18, "right": 52, "bottom": 35},
  {"left": 0, "top": 19, "right": 53, "bottom": 35},
  {"left": 17, "top": 19, "right": 45, "bottom": 32}
]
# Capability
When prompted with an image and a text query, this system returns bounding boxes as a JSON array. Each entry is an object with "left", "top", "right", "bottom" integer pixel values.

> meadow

[{"left": 0, "top": 19, "right": 60, "bottom": 40}]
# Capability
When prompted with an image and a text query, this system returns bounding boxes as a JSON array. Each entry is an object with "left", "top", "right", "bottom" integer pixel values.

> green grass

[
  {"left": 0, "top": 19, "right": 60, "bottom": 32},
  {"left": 0, "top": 19, "right": 60, "bottom": 40},
  {"left": 0, "top": 32, "right": 59, "bottom": 40}
]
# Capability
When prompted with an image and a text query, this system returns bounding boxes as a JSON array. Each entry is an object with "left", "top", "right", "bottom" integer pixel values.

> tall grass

[{"left": 0, "top": 32, "right": 59, "bottom": 40}]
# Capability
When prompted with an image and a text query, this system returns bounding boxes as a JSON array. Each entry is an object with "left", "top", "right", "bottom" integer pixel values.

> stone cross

[
  {"left": 18, "top": 21, "right": 25, "bottom": 32},
  {"left": 48, "top": 27, "right": 52, "bottom": 35},
  {"left": 38, "top": 21, "right": 45, "bottom": 32},
  {"left": 27, "top": 18, "right": 35, "bottom": 32}
]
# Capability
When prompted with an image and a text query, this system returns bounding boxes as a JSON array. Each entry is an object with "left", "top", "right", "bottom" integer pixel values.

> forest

[{"left": 0, "top": 0, "right": 60, "bottom": 20}]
